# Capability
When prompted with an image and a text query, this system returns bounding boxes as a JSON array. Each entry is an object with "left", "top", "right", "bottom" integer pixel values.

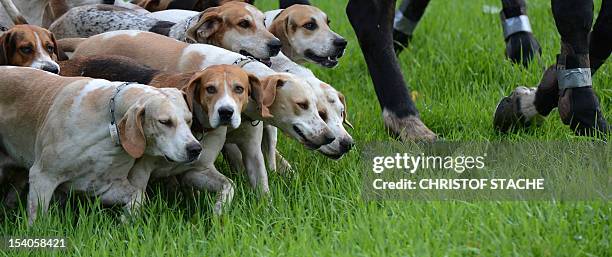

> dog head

[
  {"left": 119, "top": 87, "right": 202, "bottom": 163},
  {"left": 309, "top": 80, "right": 354, "bottom": 159},
  {"left": 269, "top": 4, "right": 346, "bottom": 67},
  {"left": 258, "top": 73, "right": 335, "bottom": 150},
  {"left": 183, "top": 64, "right": 263, "bottom": 129},
  {"left": 187, "top": 2, "right": 281, "bottom": 65},
  {"left": 0, "top": 25, "right": 61, "bottom": 74}
]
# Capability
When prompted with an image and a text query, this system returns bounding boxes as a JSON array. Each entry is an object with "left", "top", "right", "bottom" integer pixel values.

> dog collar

[
  {"left": 233, "top": 56, "right": 258, "bottom": 68},
  {"left": 109, "top": 82, "right": 135, "bottom": 146}
]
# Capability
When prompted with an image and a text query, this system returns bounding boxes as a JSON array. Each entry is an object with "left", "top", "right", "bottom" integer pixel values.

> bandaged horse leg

[
  {"left": 553, "top": 0, "right": 607, "bottom": 137},
  {"left": 495, "top": 1, "right": 609, "bottom": 136},
  {"left": 392, "top": 0, "right": 430, "bottom": 54},
  {"left": 500, "top": 0, "right": 541, "bottom": 66}
]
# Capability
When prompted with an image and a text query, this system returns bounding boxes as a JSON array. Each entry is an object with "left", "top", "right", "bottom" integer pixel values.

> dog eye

[
  {"left": 238, "top": 20, "right": 250, "bottom": 28},
  {"left": 303, "top": 22, "right": 317, "bottom": 31},
  {"left": 318, "top": 110, "right": 328, "bottom": 121},
  {"left": 234, "top": 86, "right": 244, "bottom": 94},
  {"left": 159, "top": 119, "right": 173, "bottom": 126},
  {"left": 20, "top": 46, "right": 33, "bottom": 54},
  {"left": 296, "top": 101, "right": 309, "bottom": 110},
  {"left": 46, "top": 44, "right": 54, "bottom": 53},
  {"left": 206, "top": 86, "right": 217, "bottom": 94}
]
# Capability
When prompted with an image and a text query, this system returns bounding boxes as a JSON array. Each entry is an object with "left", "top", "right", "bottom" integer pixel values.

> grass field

[{"left": 1, "top": 0, "right": 610, "bottom": 256}]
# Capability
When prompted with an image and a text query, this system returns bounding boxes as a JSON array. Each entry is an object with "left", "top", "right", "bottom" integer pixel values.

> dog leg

[
  {"left": 181, "top": 168, "right": 234, "bottom": 215},
  {"left": 236, "top": 126, "right": 269, "bottom": 194},
  {"left": 393, "top": 0, "right": 430, "bottom": 54},
  {"left": 553, "top": 0, "right": 608, "bottom": 137},
  {"left": 347, "top": 0, "right": 436, "bottom": 142},
  {"left": 262, "top": 124, "right": 277, "bottom": 172},
  {"left": 500, "top": 0, "right": 541, "bottom": 67},
  {"left": 222, "top": 144, "right": 244, "bottom": 172},
  {"left": 27, "top": 163, "right": 60, "bottom": 225}
]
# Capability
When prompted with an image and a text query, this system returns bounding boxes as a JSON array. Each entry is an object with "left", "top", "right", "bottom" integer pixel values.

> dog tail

[
  {"left": 57, "top": 38, "right": 86, "bottom": 52},
  {"left": 0, "top": 0, "right": 28, "bottom": 25}
]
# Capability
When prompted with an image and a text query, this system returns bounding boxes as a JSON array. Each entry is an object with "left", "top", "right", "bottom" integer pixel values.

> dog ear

[
  {"left": 118, "top": 104, "right": 146, "bottom": 159},
  {"left": 0, "top": 32, "right": 8, "bottom": 65},
  {"left": 138, "top": 0, "right": 170, "bottom": 12},
  {"left": 183, "top": 75, "right": 205, "bottom": 134},
  {"left": 338, "top": 92, "right": 354, "bottom": 129},
  {"left": 186, "top": 8, "right": 222, "bottom": 43},
  {"left": 260, "top": 75, "right": 286, "bottom": 118},
  {"left": 247, "top": 73, "right": 272, "bottom": 118},
  {"left": 48, "top": 32, "right": 67, "bottom": 61},
  {"left": 268, "top": 11, "right": 289, "bottom": 44},
  {"left": 0, "top": 30, "right": 13, "bottom": 65}
]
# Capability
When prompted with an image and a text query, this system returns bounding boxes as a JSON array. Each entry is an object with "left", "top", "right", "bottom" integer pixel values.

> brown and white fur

[
  {"left": 0, "top": 66, "right": 200, "bottom": 224},
  {"left": 0, "top": 0, "right": 146, "bottom": 28},
  {"left": 265, "top": 4, "right": 347, "bottom": 67},
  {"left": 62, "top": 61, "right": 267, "bottom": 214},
  {"left": 0, "top": 24, "right": 61, "bottom": 73},
  {"left": 50, "top": 2, "right": 281, "bottom": 62},
  {"left": 60, "top": 31, "right": 334, "bottom": 204}
]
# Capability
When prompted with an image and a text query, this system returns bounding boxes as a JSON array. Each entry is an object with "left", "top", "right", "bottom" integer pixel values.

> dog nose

[
  {"left": 42, "top": 64, "right": 59, "bottom": 74},
  {"left": 267, "top": 39, "right": 282, "bottom": 56},
  {"left": 186, "top": 142, "right": 202, "bottom": 160},
  {"left": 333, "top": 38, "right": 347, "bottom": 48},
  {"left": 218, "top": 107, "right": 234, "bottom": 121},
  {"left": 323, "top": 134, "right": 335, "bottom": 145},
  {"left": 339, "top": 139, "right": 354, "bottom": 152}
]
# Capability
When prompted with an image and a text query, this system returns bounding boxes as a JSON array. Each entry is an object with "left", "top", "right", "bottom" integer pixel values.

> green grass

[{"left": 1, "top": 0, "right": 610, "bottom": 256}]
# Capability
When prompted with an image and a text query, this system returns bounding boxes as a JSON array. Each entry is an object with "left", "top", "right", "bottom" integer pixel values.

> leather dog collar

[{"left": 109, "top": 82, "right": 135, "bottom": 146}]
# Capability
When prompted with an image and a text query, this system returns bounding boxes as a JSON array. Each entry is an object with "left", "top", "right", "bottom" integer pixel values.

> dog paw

[
  {"left": 505, "top": 32, "right": 541, "bottom": 67},
  {"left": 383, "top": 110, "right": 436, "bottom": 142},
  {"left": 274, "top": 150, "right": 294, "bottom": 176},
  {"left": 494, "top": 86, "right": 544, "bottom": 133}
]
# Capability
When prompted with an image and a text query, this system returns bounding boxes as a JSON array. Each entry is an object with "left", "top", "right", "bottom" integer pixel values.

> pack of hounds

[
  {"left": 0, "top": 0, "right": 609, "bottom": 225},
  {"left": 0, "top": 0, "right": 353, "bottom": 224}
]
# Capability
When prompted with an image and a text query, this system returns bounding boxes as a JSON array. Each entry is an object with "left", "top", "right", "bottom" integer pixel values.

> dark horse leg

[
  {"left": 495, "top": 0, "right": 608, "bottom": 138},
  {"left": 500, "top": 0, "right": 542, "bottom": 66},
  {"left": 347, "top": 0, "right": 435, "bottom": 141},
  {"left": 392, "top": 0, "right": 430, "bottom": 54}
]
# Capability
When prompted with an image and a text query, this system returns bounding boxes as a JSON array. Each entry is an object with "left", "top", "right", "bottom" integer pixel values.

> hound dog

[
  {"left": 61, "top": 60, "right": 267, "bottom": 213},
  {"left": 60, "top": 31, "right": 333, "bottom": 204},
  {"left": 264, "top": 4, "right": 347, "bottom": 67},
  {"left": 150, "top": 4, "right": 348, "bottom": 67},
  {"left": 50, "top": 2, "right": 282, "bottom": 63},
  {"left": 0, "top": 66, "right": 200, "bottom": 224},
  {"left": 222, "top": 53, "right": 355, "bottom": 175},
  {"left": 0, "top": 24, "right": 61, "bottom": 73}
]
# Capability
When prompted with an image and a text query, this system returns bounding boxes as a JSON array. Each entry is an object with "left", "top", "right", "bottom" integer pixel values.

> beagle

[
  {"left": 0, "top": 66, "right": 200, "bottom": 224},
  {"left": 265, "top": 5, "right": 347, "bottom": 67},
  {"left": 0, "top": 24, "right": 61, "bottom": 73},
  {"left": 50, "top": 2, "right": 282, "bottom": 63}
]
